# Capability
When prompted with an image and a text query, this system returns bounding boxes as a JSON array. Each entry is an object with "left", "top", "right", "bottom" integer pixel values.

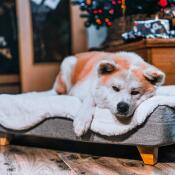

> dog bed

[{"left": 0, "top": 86, "right": 175, "bottom": 165}]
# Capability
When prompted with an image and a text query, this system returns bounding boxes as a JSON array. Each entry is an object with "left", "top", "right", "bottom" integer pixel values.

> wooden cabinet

[
  {"left": 104, "top": 39, "right": 175, "bottom": 85},
  {"left": 0, "top": 75, "right": 20, "bottom": 94}
]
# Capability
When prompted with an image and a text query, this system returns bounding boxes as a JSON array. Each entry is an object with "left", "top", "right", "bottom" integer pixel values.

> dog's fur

[{"left": 54, "top": 51, "right": 165, "bottom": 136}]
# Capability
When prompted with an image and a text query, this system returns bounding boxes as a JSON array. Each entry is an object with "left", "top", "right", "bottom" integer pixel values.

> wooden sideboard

[{"left": 104, "top": 39, "right": 175, "bottom": 85}]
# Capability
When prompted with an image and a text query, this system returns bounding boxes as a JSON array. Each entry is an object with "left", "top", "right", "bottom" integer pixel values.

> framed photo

[
  {"left": 16, "top": 0, "right": 87, "bottom": 92},
  {"left": 30, "top": 0, "right": 71, "bottom": 63}
]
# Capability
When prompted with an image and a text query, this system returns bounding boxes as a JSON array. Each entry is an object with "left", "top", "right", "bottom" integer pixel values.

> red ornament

[
  {"left": 160, "top": 0, "right": 168, "bottom": 7},
  {"left": 107, "top": 21, "right": 112, "bottom": 26},
  {"left": 109, "top": 9, "right": 114, "bottom": 14},
  {"left": 98, "top": 9, "right": 103, "bottom": 13},
  {"left": 112, "top": 0, "right": 116, "bottom": 5}
]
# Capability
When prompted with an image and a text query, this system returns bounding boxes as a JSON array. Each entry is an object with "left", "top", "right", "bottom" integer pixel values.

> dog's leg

[{"left": 73, "top": 96, "right": 95, "bottom": 137}]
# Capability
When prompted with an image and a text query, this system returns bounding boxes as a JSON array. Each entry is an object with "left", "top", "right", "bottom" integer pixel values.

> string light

[
  {"left": 86, "top": 0, "right": 92, "bottom": 5},
  {"left": 121, "top": 0, "right": 126, "bottom": 15},
  {"left": 96, "top": 19, "right": 102, "bottom": 25},
  {"left": 72, "top": 0, "right": 174, "bottom": 28}
]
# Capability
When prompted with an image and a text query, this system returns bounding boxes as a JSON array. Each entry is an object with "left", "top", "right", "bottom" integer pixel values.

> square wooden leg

[
  {"left": 0, "top": 136, "right": 10, "bottom": 146},
  {"left": 137, "top": 146, "right": 158, "bottom": 165}
]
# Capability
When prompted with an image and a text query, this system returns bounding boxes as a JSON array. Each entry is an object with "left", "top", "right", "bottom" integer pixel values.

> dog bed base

[{"left": 0, "top": 105, "right": 175, "bottom": 165}]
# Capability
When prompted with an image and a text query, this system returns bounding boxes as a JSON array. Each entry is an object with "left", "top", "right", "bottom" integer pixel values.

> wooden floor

[{"left": 0, "top": 144, "right": 175, "bottom": 175}]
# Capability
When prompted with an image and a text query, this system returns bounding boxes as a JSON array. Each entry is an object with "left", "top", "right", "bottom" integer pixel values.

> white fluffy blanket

[{"left": 0, "top": 86, "right": 174, "bottom": 136}]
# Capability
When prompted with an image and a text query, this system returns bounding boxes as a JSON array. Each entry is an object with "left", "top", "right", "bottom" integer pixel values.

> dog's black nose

[{"left": 117, "top": 102, "right": 129, "bottom": 114}]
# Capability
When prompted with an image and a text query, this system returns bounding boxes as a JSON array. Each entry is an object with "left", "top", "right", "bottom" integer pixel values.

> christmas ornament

[{"left": 160, "top": 0, "right": 168, "bottom": 7}]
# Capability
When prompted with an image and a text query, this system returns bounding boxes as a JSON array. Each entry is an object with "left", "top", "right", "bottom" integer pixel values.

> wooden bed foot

[
  {"left": 137, "top": 146, "right": 158, "bottom": 165},
  {"left": 0, "top": 136, "right": 10, "bottom": 146}
]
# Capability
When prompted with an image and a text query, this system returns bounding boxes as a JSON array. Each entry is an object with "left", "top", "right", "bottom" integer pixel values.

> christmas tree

[{"left": 72, "top": 0, "right": 175, "bottom": 28}]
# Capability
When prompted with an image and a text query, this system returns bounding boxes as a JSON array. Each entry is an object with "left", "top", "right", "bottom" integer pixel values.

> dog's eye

[
  {"left": 131, "top": 90, "right": 140, "bottom": 95},
  {"left": 112, "top": 86, "right": 120, "bottom": 92}
]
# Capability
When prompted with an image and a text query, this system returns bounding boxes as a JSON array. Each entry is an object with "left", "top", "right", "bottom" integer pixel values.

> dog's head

[{"left": 94, "top": 52, "right": 165, "bottom": 119}]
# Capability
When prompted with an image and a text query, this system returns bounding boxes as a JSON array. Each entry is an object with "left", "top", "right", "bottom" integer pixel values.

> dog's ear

[
  {"left": 98, "top": 60, "right": 118, "bottom": 75},
  {"left": 143, "top": 66, "right": 165, "bottom": 86}
]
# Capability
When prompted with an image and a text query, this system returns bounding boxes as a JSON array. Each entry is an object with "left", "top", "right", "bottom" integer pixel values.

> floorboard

[
  {"left": 0, "top": 145, "right": 175, "bottom": 175},
  {"left": 60, "top": 152, "right": 163, "bottom": 175},
  {"left": 0, "top": 146, "right": 74, "bottom": 175}
]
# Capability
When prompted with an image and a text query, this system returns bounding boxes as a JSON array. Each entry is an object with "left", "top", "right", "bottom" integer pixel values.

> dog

[{"left": 54, "top": 51, "right": 165, "bottom": 136}]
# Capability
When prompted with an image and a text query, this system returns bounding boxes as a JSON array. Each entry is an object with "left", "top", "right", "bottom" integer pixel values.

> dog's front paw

[{"left": 73, "top": 115, "right": 92, "bottom": 137}]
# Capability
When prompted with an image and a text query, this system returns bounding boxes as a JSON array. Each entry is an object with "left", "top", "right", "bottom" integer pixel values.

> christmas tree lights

[{"left": 72, "top": 0, "right": 175, "bottom": 28}]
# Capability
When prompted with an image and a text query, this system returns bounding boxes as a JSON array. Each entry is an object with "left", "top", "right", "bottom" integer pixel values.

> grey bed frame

[{"left": 0, "top": 105, "right": 175, "bottom": 165}]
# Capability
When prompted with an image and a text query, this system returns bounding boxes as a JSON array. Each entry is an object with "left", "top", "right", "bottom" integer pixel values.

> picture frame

[{"left": 16, "top": 0, "right": 87, "bottom": 92}]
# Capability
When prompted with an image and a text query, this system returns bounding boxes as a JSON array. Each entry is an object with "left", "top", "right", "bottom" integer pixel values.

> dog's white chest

[{"left": 69, "top": 76, "right": 97, "bottom": 101}]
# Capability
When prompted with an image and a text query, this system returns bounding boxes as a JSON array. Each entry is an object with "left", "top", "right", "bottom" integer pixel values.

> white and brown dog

[{"left": 54, "top": 51, "right": 165, "bottom": 136}]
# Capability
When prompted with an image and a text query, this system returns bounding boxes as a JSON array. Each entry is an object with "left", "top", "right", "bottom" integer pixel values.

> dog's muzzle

[
  {"left": 117, "top": 102, "right": 129, "bottom": 113},
  {"left": 116, "top": 102, "right": 130, "bottom": 119}
]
